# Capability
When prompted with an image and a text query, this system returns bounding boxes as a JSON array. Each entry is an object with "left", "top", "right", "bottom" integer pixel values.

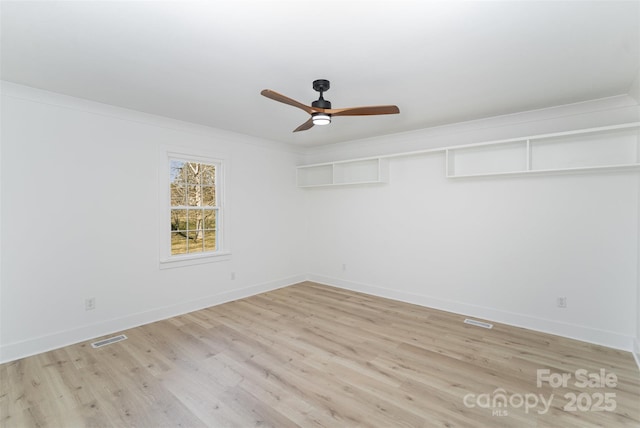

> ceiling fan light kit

[
  {"left": 261, "top": 79, "right": 399, "bottom": 132},
  {"left": 312, "top": 113, "right": 331, "bottom": 126}
]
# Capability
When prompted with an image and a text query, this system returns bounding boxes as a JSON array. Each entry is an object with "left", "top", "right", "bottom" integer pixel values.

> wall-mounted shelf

[
  {"left": 297, "top": 158, "right": 389, "bottom": 187},
  {"left": 445, "top": 123, "right": 640, "bottom": 178},
  {"left": 296, "top": 122, "right": 640, "bottom": 187}
]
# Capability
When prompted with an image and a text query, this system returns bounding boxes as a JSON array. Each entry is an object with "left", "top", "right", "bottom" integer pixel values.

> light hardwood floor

[{"left": 1, "top": 282, "right": 639, "bottom": 427}]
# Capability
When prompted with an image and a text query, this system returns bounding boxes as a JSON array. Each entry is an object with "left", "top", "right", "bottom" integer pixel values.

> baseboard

[
  {"left": 307, "top": 274, "right": 635, "bottom": 352},
  {"left": 0, "top": 274, "right": 306, "bottom": 364}
]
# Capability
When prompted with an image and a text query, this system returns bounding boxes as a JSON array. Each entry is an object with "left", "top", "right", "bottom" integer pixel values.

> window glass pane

[
  {"left": 186, "top": 162, "right": 200, "bottom": 185},
  {"left": 203, "top": 210, "right": 216, "bottom": 229},
  {"left": 192, "top": 185, "right": 207, "bottom": 207},
  {"left": 171, "top": 209, "right": 187, "bottom": 231},
  {"left": 185, "top": 184, "right": 195, "bottom": 207},
  {"left": 188, "top": 234, "right": 204, "bottom": 254},
  {"left": 171, "top": 185, "right": 186, "bottom": 206},
  {"left": 186, "top": 209, "right": 201, "bottom": 231},
  {"left": 170, "top": 160, "right": 187, "bottom": 186},
  {"left": 202, "top": 187, "right": 216, "bottom": 206},
  {"left": 171, "top": 232, "right": 188, "bottom": 255},
  {"left": 202, "top": 165, "right": 216, "bottom": 186},
  {"left": 203, "top": 230, "right": 216, "bottom": 252}
]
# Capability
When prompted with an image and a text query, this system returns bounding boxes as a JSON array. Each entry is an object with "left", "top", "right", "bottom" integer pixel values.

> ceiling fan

[{"left": 261, "top": 79, "right": 400, "bottom": 132}]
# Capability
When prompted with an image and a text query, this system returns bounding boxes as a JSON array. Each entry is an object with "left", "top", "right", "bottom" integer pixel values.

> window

[
  {"left": 170, "top": 159, "right": 218, "bottom": 254},
  {"left": 160, "top": 151, "right": 229, "bottom": 267}
]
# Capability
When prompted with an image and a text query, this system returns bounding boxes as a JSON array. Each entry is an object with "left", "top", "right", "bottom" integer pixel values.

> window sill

[{"left": 159, "top": 251, "right": 231, "bottom": 269}]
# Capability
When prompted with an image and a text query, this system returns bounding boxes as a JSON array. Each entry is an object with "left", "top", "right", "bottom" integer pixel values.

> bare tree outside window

[{"left": 170, "top": 160, "right": 217, "bottom": 255}]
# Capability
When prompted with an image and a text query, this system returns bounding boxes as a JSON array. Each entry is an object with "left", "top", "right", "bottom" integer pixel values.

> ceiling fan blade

[
  {"left": 261, "top": 89, "right": 314, "bottom": 114},
  {"left": 293, "top": 118, "right": 314, "bottom": 132},
  {"left": 329, "top": 105, "right": 400, "bottom": 116}
]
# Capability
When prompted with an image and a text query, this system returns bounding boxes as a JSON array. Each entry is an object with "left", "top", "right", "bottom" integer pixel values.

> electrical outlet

[
  {"left": 342, "top": 264, "right": 347, "bottom": 272},
  {"left": 557, "top": 297, "right": 567, "bottom": 308},
  {"left": 230, "top": 272, "right": 236, "bottom": 280},
  {"left": 85, "top": 297, "right": 96, "bottom": 311}
]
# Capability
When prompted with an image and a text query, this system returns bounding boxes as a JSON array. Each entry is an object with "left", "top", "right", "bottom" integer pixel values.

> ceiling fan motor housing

[
  {"left": 312, "top": 79, "right": 332, "bottom": 109},
  {"left": 312, "top": 99, "right": 332, "bottom": 109}
]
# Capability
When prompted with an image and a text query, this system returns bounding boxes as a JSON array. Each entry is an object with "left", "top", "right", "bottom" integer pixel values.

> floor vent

[
  {"left": 464, "top": 319, "right": 493, "bottom": 329},
  {"left": 91, "top": 334, "right": 127, "bottom": 348}
]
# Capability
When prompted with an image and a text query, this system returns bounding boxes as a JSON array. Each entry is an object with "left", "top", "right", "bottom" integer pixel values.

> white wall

[
  {"left": 2, "top": 81, "right": 639, "bottom": 363},
  {"left": 630, "top": 72, "right": 640, "bottom": 105},
  {"left": 304, "top": 96, "right": 640, "bottom": 351},
  {"left": 0, "top": 82, "right": 307, "bottom": 362},
  {"left": 636, "top": 169, "right": 640, "bottom": 365},
  {"left": 633, "top": 70, "right": 640, "bottom": 366}
]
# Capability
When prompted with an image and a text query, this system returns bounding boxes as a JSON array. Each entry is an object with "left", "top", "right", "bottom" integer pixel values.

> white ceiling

[{"left": 2, "top": 1, "right": 638, "bottom": 147}]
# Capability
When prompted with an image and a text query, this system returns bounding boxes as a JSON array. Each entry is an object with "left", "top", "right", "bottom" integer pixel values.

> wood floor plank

[{"left": 2, "top": 281, "right": 639, "bottom": 427}]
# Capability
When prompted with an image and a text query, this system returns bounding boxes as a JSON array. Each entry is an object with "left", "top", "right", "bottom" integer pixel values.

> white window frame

[{"left": 159, "top": 148, "right": 230, "bottom": 268}]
